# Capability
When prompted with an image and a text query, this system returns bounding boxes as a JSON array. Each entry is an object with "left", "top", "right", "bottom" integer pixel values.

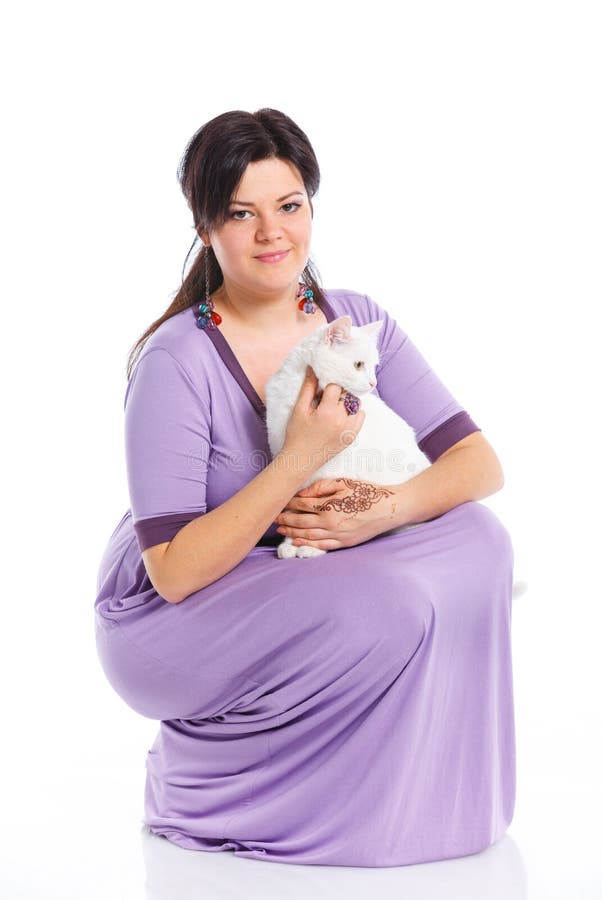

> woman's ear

[{"left": 196, "top": 225, "right": 210, "bottom": 246}]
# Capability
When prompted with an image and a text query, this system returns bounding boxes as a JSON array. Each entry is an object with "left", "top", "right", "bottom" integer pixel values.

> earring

[
  {"left": 196, "top": 245, "right": 222, "bottom": 330},
  {"left": 297, "top": 282, "right": 317, "bottom": 314}
]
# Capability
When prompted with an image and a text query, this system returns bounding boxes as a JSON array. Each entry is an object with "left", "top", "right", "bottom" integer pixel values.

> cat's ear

[
  {"left": 324, "top": 316, "right": 353, "bottom": 347},
  {"left": 361, "top": 319, "right": 385, "bottom": 339}
]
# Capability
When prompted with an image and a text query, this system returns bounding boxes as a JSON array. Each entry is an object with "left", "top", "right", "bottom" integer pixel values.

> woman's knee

[
  {"left": 95, "top": 614, "right": 205, "bottom": 721},
  {"left": 461, "top": 500, "right": 515, "bottom": 569}
]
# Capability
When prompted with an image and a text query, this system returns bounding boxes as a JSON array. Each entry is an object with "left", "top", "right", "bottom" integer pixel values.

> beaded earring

[
  {"left": 196, "top": 246, "right": 222, "bottom": 330},
  {"left": 196, "top": 244, "right": 318, "bottom": 330},
  {"left": 297, "top": 283, "right": 317, "bottom": 314}
]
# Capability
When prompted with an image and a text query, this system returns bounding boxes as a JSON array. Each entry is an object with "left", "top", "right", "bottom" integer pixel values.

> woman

[{"left": 94, "top": 108, "right": 516, "bottom": 868}]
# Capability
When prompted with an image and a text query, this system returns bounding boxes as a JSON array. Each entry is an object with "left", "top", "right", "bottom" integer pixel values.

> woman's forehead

[{"left": 232, "top": 158, "right": 306, "bottom": 201}]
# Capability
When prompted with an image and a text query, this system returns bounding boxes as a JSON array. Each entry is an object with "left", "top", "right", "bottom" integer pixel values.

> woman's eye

[{"left": 229, "top": 202, "right": 301, "bottom": 220}]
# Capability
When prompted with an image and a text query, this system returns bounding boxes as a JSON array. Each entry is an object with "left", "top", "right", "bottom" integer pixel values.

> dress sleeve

[
  {"left": 124, "top": 347, "right": 211, "bottom": 552},
  {"left": 364, "top": 294, "right": 482, "bottom": 463}
]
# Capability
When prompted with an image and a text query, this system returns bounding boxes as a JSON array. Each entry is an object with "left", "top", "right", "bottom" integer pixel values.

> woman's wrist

[
  {"left": 375, "top": 482, "right": 410, "bottom": 531},
  {"left": 274, "top": 445, "right": 322, "bottom": 481}
]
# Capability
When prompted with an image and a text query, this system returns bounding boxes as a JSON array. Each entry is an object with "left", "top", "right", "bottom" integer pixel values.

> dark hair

[{"left": 126, "top": 108, "right": 324, "bottom": 380}]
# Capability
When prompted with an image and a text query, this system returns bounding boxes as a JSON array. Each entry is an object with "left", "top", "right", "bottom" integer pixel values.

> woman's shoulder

[
  {"left": 131, "top": 305, "right": 215, "bottom": 383},
  {"left": 323, "top": 287, "right": 393, "bottom": 325}
]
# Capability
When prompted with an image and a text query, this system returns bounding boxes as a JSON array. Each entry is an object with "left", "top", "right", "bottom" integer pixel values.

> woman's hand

[
  {"left": 281, "top": 366, "right": 366, "bottom": 471},
  {"left": 274, "top": 477, "right": 399, "bottom": 551}
]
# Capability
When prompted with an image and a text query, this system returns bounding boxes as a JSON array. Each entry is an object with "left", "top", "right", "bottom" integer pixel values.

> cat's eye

[{"left": 354, "top": 361, "right": 365, "bottom": 370}]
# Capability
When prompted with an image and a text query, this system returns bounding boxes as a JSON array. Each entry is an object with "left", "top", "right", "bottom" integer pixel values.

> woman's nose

[{"left": 256, "top": 214, "right": 284, "bottom": 242}]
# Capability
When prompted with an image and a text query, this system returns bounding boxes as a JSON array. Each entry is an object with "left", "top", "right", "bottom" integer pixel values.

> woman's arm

[
  {"left": 143, "top": 369, "right": 366, "bottom": 604},
  {"left": 144, "top": 449, "right": 314, "bottom": 604},
  {"left": 274, "top": 432, "right": 504, "bottom": 549}
]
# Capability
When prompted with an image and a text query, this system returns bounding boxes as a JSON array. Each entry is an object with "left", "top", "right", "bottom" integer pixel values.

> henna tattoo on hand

[{"left": 311, "top": 478, "right": 394, "bottom": 518}]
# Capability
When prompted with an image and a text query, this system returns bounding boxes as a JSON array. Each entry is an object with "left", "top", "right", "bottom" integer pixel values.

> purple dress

[{"left": 94, "top": 288, "right": 516, "bottom": 868}]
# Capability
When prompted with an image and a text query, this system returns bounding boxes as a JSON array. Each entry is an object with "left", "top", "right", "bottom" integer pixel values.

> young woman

[{"left": 94, "top": 108, "right": 515, "bottom": 868}]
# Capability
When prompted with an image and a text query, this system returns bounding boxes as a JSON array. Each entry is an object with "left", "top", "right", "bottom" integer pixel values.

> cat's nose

[{"left": 369, "top": 379, "right": 377, "bottom": 389}]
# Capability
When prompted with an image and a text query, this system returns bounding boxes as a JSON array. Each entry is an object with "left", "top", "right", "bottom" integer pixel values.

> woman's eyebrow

[{"left": 229, "top": 191, "right": 305, "bottom": 207}]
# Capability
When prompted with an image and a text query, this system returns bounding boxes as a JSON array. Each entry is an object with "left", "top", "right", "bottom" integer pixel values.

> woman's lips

[{"left": 254, "top": 249, "right": 291, "bottom": 263}]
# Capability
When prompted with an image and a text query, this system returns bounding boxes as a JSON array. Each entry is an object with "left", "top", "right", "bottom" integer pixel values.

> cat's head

[{"left": 308, "top": 316, "right": 384, "bottom": 396}]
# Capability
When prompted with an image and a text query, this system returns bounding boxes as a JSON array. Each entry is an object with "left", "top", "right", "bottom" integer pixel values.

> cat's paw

[
  {"left": 276, "top": 538, "right": 298, "bottom": 559},
  {"left": 295, "top": 544, "right": 328, "bottom": 558}
]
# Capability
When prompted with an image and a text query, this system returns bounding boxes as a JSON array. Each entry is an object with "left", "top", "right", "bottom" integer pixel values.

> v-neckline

[{"left": 193, "top": 293, "right": 339, "bottom": 421}]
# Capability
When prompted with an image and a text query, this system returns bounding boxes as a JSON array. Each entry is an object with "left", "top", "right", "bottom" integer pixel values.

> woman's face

[{"left": 201, "top": 156, "right": 313, "bottom": 298}]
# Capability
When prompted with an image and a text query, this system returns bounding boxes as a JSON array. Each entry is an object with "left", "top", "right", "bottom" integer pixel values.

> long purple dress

[{"left": 94, "top": 288, "right": 516, "bottom": 868}]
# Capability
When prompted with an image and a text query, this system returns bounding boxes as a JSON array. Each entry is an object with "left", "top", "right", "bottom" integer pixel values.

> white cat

[{"left": 265, "top": 315, "right": 431, "bottom": 559}]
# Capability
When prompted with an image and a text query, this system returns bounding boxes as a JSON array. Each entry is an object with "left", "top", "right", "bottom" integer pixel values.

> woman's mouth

[{"left": 254, "top": 249, "right": 291, "bottom": 263}]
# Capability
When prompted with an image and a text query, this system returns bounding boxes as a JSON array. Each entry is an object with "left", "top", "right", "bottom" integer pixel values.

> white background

[{"left": 1, "top": 1, "right": 600, "bottom": 897}]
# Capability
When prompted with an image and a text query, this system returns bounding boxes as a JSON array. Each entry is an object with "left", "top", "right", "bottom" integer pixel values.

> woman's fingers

[{"left": 277, "top": 508, "right": 323, "bottom": 526}]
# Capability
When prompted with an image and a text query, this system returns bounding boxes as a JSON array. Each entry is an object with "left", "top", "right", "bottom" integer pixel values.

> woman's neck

[{"left": 212, "top": 280, "right": 303, "bottom": 333}]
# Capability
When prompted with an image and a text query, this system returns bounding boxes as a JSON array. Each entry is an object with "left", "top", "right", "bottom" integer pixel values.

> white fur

[{"left": 265, "top": 315, "right": 431, "bottom": 558}]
